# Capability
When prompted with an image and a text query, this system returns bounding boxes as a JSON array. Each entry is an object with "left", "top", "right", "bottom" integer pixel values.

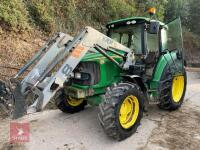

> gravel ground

[{"left": 0, "top": 71, "right": 200, "bottom": 150}]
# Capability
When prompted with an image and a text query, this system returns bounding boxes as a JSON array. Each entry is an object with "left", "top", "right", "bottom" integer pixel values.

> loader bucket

[
  {"left": 0, "top": 79, "right": 27, "bottom": 119},
  {"left": 11, "top": 80, "right": 27, "bottom": 119},
  {"left": 0, "top": 80, "right": 12, "bottom": 117}
]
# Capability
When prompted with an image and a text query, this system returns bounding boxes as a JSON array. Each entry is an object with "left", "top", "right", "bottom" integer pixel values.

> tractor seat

[
  {"left": 144, "top": 51, "right": 157, "bottom": 65},
  {"left": 144, "top": 51, "right": 158, "bottom": 78}
]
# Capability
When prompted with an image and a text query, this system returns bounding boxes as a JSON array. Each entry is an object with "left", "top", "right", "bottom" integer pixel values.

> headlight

[
  {"left": 74, "top": 72, "right": 81, "bottom": 79},
  {"left": 73, "top": 72, "right": 90, "bottom": 80}
]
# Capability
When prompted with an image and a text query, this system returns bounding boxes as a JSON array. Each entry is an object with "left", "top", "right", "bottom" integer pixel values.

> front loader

[{"left": 0, "top": 9, "right": 187, "bottom": 141}]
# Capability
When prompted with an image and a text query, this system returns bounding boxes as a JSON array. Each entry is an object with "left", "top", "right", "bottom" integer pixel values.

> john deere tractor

[{"left": 0, "top": 9, "right": 186, "bottom": 141}]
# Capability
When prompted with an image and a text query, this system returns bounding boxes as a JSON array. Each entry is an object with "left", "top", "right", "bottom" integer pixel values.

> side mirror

[{"left": 149, "top": 20, "right": 160, "bottom": 34}]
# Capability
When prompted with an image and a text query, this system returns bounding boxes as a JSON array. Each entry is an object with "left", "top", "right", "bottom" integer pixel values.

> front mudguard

[
  {"left": 121, "top": 75, "right": 148, "bottom": 111},
  {"left": 121, "top": 75, "right": 147, "bottom": 93}
]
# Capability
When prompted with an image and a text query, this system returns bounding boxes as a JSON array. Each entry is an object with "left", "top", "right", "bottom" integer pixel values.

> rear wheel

[
  {"left": 56, "top": 92, "right": 87, "bottom": 113},
  {"left": 98, "top": 83, "right": 145, "bottom": 141},
  {"left": 158, "top": 68, "right": 187, "bottom": 110}
]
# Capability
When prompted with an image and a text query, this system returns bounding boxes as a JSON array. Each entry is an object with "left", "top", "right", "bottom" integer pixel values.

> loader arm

[{"left": 12, "top": 26, "right": 134, "bottom": 118}]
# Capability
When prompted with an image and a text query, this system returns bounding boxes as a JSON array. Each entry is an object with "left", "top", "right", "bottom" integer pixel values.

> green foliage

[
  {"left": 51, "top": 0, "right": 137, "bottom": 33},
  {"left": 0, "top": 0, "right": 199, "bottom": 36},
  {"left": 26, "top": 0, "right": 54, "bottom": 32},
  {"left": 187, "top": 0, "right": 200, "bottom": 35},
  {"left": 164, "top": 0, "right": 189, "bottom": 24},
  {"left": 0, "top": 0, "right": 29, "bottom": 29},
  {"left": 0, "top": 0, "right": 165, "bottom": 32},
  {"left": 105, "top": 0, "right": 136, "bottom": 19},
  {"left": 164, "top": 0, "right": 200, "bottom": 34},
  {"left": 0, "top": 0, "right": 199, "bottom": 66}
]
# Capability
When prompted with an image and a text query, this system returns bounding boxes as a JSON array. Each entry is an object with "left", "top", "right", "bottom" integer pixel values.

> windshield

[{"left": 109, "top": 25, "right": 142, "bottom": 54}]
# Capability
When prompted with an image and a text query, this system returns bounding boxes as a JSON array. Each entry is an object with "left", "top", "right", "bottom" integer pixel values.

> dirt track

[{"left": 0, "top": 71, "right": 200, "bottom": 150}]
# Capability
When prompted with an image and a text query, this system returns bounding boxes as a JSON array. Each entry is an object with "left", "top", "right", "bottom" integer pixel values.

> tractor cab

[
  {"left": 106, "top": 17, "right": 164, "bottom": 59},
  {"left": 106, "top": 17, "right": 163, "bottom": 76},
  {"left": 106, "top": 16, "right": 184, "bottom": 77}
]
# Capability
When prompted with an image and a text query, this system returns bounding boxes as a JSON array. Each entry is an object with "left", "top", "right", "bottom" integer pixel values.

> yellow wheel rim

[
  {"left": 67, "top": 96, "right": 83, "bottom": 107},
  {"left": 119, "top": 95, "right": 139, "bottom": 129},
  {"left": 172, "top": 75, "right": 185, "bottom": 103}
]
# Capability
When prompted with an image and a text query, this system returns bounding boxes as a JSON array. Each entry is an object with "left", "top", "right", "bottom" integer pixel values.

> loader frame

[
  {"left": 3, "top": 17, "right": 185, "bottom": 120},
  {"left": 12, "top": 26, "right": 133, "bottom": 118}
]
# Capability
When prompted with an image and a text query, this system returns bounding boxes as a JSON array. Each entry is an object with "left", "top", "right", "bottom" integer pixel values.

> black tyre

[
  {"left": 158, "top": 67, "right": 187, "bottom": 110},
  {"left": 55, "top": 92, "right": 87, "bottom": 113},
  {"left": 98, "top": 82, "right": 145, "bottom": 141}
]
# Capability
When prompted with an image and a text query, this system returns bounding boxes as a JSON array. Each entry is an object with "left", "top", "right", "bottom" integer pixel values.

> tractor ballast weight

[{"left": 0, "top": 16, "right": 186, "bottom": 141}]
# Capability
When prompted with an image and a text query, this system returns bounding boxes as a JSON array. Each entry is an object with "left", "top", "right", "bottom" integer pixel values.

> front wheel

[
  {"left": 55, "top": 92, "right": 87, "bottom": 113},
  {"left": 98, "top": 83, "right": 145, "bottom": 141}
]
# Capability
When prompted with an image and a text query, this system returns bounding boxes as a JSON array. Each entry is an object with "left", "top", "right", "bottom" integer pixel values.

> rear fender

[{"left": 150, "top": 51, "right": 184, "bottom": 97}]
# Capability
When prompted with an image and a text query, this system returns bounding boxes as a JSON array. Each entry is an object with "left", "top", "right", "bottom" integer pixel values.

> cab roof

[{"left": 106, "top": 17, "right": 165, "bottom": 28}]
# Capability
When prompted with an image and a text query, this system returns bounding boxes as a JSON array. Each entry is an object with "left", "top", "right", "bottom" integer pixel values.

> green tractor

[
  {"left": 0, "top": 9, "right": 186, "bottom": 141},
  {"left": 57, "top": 17, "right": 186, "bottom": 140}
]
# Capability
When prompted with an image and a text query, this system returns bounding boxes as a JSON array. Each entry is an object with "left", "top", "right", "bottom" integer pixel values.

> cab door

[
  {"left": 164, "top": 18, "right": 184, "bottom": 54},
  {"left": 162, "top": 18, "right": 184, "bottom": 72}
]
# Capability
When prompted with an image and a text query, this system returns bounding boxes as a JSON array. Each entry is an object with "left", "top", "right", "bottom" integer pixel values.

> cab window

[
  {"left": 109, "top": 25, "right": 142, "bottom": 54},
  {"left": 147, "top": 31, "right": 159, "bottom": 52}
]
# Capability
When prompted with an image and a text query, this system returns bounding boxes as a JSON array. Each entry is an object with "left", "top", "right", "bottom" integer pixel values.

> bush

[
  {"left": 0, "top": 0, "right": 29, "bottom": 29},
  {"left": 106, "top": 0, "right": 136, "bottom": 19},
  {"left": 0, "top": 0, "right": 168, "bottom": 33},
  {"left": 26, "top": 0, "right": 54, "bottom": 32}
]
